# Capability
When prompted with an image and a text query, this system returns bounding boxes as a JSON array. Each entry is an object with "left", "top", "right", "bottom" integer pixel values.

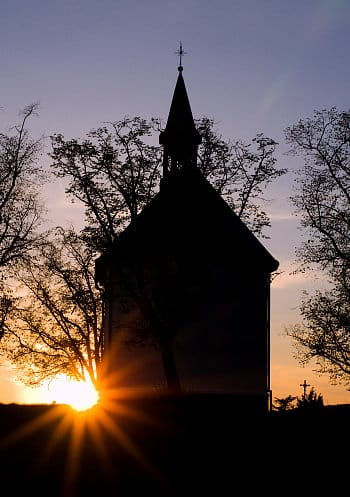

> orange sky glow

[{"left": 1, "top": 0, "right": 350, "bottom": 407}]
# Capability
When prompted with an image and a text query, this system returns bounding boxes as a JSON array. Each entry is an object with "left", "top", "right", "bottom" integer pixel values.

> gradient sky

[{"left": 1, "top": 0, "right": 349, "bottom": 405}]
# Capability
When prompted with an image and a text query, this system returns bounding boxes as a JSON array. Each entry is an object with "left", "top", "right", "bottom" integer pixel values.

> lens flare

[
  {"left": 47, "top": 375, "right": 99, "bottom": 411},
  {"left": 0, "top": 376, "right": 167, "bottom": 495}
]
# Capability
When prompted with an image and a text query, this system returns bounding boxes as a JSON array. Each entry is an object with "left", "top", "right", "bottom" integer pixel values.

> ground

[{"left": 0, "top": 396, "right": 348, "bottom": 496}]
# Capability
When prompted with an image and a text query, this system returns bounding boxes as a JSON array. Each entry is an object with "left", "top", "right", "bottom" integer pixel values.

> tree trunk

[{"left": 160, "top": 339, "right": 181, "bottom": 393}]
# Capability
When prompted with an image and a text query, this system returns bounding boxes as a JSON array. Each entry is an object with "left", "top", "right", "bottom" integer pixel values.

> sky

[{"left": 0, "top": 0, "right": 349, "bottom": 405}]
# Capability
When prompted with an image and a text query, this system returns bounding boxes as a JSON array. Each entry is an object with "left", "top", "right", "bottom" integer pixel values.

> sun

[{"left": 47, "top": 375, "right": 99, "bottom": 411}]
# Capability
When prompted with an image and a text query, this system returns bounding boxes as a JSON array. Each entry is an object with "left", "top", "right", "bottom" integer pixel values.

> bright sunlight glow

[{"left": 47, "top": 375, "right": 99, "bottom": 411}]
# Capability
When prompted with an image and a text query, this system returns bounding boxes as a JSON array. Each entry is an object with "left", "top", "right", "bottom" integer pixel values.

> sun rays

[
  {"left": 46, "top": 375, "right": 100, "bottom": 411},
  {"left": 0, "top": 382, "right": 170, "bottom": 496}
]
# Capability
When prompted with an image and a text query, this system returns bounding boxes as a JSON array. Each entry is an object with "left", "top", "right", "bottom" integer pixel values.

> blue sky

[
  {"left": 1, "top": 0, "right": 349, "bottom": 404},
  {"left": 2, "top": 0, "right": 349, "bottom": 138}
]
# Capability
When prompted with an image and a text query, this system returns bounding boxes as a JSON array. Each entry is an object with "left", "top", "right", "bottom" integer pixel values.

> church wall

[
  {"left": 103, "top": 252, "right": 270, "bottom": 396},
  {"left": 174, "top": 270, "right": 269, "bottom": 394}
]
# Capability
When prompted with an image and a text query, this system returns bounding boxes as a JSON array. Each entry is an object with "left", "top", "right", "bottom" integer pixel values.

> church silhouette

[{"left": 95, "top": 62, "right": 279, "bottom": 413}]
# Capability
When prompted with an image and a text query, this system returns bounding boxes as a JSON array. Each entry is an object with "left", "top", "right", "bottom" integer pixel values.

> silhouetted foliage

[
  {"left": 297, "top": 387, "right": 324, "bottom": 410},
  {"left": 273, "top": 395, "right": 296, "bottom": 411},
  {"left": 196, "top": 118, "right": 284, "bottom": 237},
  {"left": 285, "top": 108, "right": 350, "bottom": 387},
  {"left": 50, "top": 118, "right": 163, "bottom": 251},
  {"left": 285, "top": 108, "right": 350, "bottom": 274},
  {"left": 50, "top": 117, "right": 284, "bottom": 251},
  {"left": 48, "top": 117, "right": 285, "bottom": 390},
  {"left": 272, "top": 389, "right": 325, "bottom": 415},
  {"left": 0, "top": 228, "right": 103, "bottom": 387},
  {"left": 0, "top": 103, "right": 43, "bottom": 270},
  {"left": 0, "top": 104, "right": 45, "bottom": 341},
  {"left": 2, "top": 117, "right": 283, "bottom": 389},
  {"left": 288, "top": 278, "right": 350, "bottom": 387}
]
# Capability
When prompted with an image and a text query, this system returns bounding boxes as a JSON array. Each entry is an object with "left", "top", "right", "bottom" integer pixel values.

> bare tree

[
  {"left": 285, "top": 108, "right": 350, "bottom": 386},
  {"left": 285, "top": 108, "right": 350, "bottom": 273},
  {"left": 50, "top": 117, "right": 162, "bottom": 251},
  {"left": 0, "top": 103, "right": 44, "bottom": 270},
  {"left": 287, "top": 277, "right": 350, "bottom": 387},
  {"left": 50, "top": 117, "right": 284, "bottom": 390},
  {"left": 196, "top": 118, "right": 284, "bottom": 237},
  {"left": 51, "top": 117, "right": 285, "bottom": 251},
  {"left": 0, "top": 228, "right": 103, "bottom": 388}
]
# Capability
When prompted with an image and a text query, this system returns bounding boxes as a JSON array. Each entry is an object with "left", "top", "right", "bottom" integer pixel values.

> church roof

[
  {"left": 95, "top": 64, "right": 279, "bottom": 286},
  {"left": 95, "top": 168, "right": 279, "bottom": 286}
]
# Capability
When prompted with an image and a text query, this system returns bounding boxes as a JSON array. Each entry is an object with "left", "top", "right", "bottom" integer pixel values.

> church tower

[
  {"left": 159, "top": 62, "right": 201, "bottom": 177},
  {"left": 96, "top": 54, "right": 278, "bottom": 413}
]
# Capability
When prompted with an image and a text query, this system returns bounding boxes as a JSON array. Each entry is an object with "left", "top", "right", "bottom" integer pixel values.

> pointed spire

[
  {"left": 159, "top": 53, "right": 201, "bottom": 178},
  {"left": 161, "top": 70, "right": 200, "bottom": 145}
]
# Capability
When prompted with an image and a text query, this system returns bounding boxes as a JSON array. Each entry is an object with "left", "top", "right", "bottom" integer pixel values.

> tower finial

[{"left": 175, "top": 42, "right": 187, "bottom": 72}]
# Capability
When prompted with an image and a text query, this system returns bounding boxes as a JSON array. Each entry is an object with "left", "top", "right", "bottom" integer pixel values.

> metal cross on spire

[
  {"left": 300, "top": 379, "right": 310, "bottom": 398},
  {"left": 176, "top": 42, "right": 187, "bottom": 71}
]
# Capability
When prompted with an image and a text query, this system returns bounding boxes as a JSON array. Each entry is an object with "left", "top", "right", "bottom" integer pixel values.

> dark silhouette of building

[{"left": 95, "top": 64, "right": 279, "bottom": 412}]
